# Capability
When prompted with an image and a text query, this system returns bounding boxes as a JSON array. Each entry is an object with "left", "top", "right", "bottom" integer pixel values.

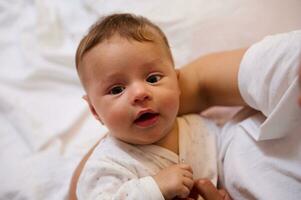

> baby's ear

[{"left": 82, "top": 95, "right": 103, "bottom": 123}]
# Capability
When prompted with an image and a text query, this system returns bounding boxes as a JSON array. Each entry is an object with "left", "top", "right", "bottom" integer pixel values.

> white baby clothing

[
  {"left": 219, "top": 30, "right": 301, "bottom": 200},
  {"left": 77, "top": 114, "right": 219, "bottom": 200}
]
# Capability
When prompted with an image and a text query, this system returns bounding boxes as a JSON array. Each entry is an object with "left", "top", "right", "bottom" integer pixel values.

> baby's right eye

[{"left": 109, "top": 86, "right": 125, "bottom": 95}]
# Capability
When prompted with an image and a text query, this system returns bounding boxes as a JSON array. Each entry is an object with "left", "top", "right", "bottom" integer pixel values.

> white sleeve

[
  {"left": 77, "top": 158, "right": 164, "bottom": 200},
  {"left": 238, "top": 30, "right": 301, "bottom": 140}
]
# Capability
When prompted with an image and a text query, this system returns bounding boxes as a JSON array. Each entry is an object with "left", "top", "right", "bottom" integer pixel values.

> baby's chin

[
  {"left": 117, "top": 137, "right": 159, "bottom": 145},
  {"left": 130, "top": 139, "right": 161, "bottom": 145}
]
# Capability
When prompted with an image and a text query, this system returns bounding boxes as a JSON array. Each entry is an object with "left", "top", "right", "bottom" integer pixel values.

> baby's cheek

[{"left": 162, "top": 92, "right": 180, "bottom": 112}]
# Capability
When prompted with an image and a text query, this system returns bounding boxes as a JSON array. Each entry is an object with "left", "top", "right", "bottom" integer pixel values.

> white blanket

[{"left": 1, "top": 0, "right": 301, "bottom": 199}]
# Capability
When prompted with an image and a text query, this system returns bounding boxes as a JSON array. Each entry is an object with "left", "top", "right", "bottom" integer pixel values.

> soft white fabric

[
  {"left": 0, "top": 0, "right": 91, "bottom": 152},
  {"left": 239, "top": 30, "right": 301, "bottom": 140},
  {"left": 0, "top": 1, "right": 105, "bottom": 199},
  {"left": 178, "top": 114, "right": 218, "bottom": 184},
  {"left": 77, "top": 114, "right": 218, "bottom": 200},
  {"left": 219, "top": 31, "right": 301, "bottom": 200}
]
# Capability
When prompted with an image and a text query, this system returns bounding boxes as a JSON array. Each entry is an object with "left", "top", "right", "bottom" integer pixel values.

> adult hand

[{"left": 187, "top": 179, "right": 232, "bottom": 200}]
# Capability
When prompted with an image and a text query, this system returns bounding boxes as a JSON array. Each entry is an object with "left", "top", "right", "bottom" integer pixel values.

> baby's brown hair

[{"left": 75, "top": 13, "right": 173, "bottom": 73}]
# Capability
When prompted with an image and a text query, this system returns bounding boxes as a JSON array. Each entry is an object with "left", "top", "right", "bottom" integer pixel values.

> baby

[{"left": 75, "top": 13, "right": 219, "bottom": 200}]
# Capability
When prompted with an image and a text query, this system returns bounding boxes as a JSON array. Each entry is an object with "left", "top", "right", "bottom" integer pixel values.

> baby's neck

[{"left": 154, "top": 120, "right": 179, "bottom": 154}]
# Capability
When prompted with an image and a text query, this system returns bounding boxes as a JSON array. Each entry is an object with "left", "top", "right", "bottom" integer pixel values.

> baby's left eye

[{"left": 146, "top": 74, "right": 162, "bottom": 83}]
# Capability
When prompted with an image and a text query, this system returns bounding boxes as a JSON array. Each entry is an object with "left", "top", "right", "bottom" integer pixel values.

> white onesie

[{"left": 77, "top": 114, "right": 219, "bottom": 200}]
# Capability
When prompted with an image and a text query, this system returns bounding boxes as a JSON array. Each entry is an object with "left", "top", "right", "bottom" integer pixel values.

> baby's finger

[
  {"left": 177, "top": 186, "right": 191, "bottom": 199},
  {"left": 179, "top": 164, "right": 193, "bottom": 173},
  {"left": 183, "top": 170, "right": 193, "bottom": 179},
  {"left": 183, "top": 177, "right": 194, "bottom": 190}
]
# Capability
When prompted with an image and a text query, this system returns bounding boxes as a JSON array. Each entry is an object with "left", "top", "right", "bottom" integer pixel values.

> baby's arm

[
  {"left": 77, "top": 158, "right": 164, "bottom": 200},
  {"left": 69, "top": 139, "right": 102, "bottom": 200},
  {"left": 178, "top": 48, "right": 247, "bottom": 115},
  {"left": 153, "top": 164, "right": 194, "bottom": 199},
  {"left": 78, "top": 158, "right": 194, "bottom": 200}
]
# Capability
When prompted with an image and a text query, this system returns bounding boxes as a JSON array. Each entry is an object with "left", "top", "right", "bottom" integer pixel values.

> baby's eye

[
  {"left": 109, "top": 86, "right": 125, "bottom": 95},
  {"left": 146, "top": 74, "right": 162, "bottom": 84}
]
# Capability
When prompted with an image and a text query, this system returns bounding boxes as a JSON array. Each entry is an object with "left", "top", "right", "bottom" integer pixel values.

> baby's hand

[{"left": 153, "top": 164, "right": 194, "bottom": 200}]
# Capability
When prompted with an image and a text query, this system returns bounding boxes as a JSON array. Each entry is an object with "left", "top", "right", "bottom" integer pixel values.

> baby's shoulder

[
  {"left": 92, "top": 135, "right": 131, "bottom": 157},
  {"left": 82, "top": 135, "right": 146, "bottom": 177}
]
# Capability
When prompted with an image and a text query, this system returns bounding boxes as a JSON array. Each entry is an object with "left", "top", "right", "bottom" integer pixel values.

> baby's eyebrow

[
  {"left": 141, "top": 58, "right": 163, "bottom": 68},
  {"left": 94, "top": 74, "right": 123, "bottom": 90},
  {"left": 141, "top": 58, "right": 172, "bottom": 72},
  {"left": 101, "top": 71, "right": 125, "bottom": 82}
]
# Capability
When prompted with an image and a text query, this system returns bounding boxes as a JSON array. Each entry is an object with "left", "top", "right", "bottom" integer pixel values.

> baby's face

[{"left": 81, "top": 35, "right": 180, "bottom": 144}]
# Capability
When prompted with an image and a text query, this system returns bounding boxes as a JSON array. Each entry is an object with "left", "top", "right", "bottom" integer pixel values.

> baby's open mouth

[{"left": 134, "top": 112, "right": 159, "bottom": 127}]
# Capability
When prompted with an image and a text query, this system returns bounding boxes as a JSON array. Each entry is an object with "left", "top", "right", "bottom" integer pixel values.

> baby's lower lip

[{"left": 134, "top": 114, "right": 159, "bottom": 128}]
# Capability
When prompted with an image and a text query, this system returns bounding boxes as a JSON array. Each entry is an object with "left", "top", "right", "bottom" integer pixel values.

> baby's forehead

[
  {"left": 107, "top": 24, "right": 168, "bottom": 45},
  {"left": 79, "top": 31, "right": 173, "bottom": 79},
  {"left": 84, "top": 35, "right": 169, "bottom": 63},
  {"left": 105, "top": 30, "right": 166, "bottom": 47}
]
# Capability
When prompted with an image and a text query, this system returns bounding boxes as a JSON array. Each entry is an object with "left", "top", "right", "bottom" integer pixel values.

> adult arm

[
  {"left": 178, "top": 48, "right": 247, "bottom": 115},
  {"left": 69, "top": 139, "right": 101, "bottom": 200}
]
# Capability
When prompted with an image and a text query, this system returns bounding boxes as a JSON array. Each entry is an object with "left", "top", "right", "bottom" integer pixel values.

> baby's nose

[{"left": 131, "top": 84, "right": 152, "bottom": 104}]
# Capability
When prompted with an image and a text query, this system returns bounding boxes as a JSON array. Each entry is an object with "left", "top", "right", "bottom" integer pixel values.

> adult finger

[
  {"left": 218, "top": 189, "right": 227, "bottom": 197},
  {"left": 218, "top": 189, "right": 232, "bottom": 200},
  {"left": 195, "top": 179, "right": 223, "bottom": 200}
]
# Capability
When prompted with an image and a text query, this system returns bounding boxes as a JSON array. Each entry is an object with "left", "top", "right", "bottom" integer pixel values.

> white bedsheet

[{"left": 0, "top": 0, "right": 300, "bottom": 199}]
